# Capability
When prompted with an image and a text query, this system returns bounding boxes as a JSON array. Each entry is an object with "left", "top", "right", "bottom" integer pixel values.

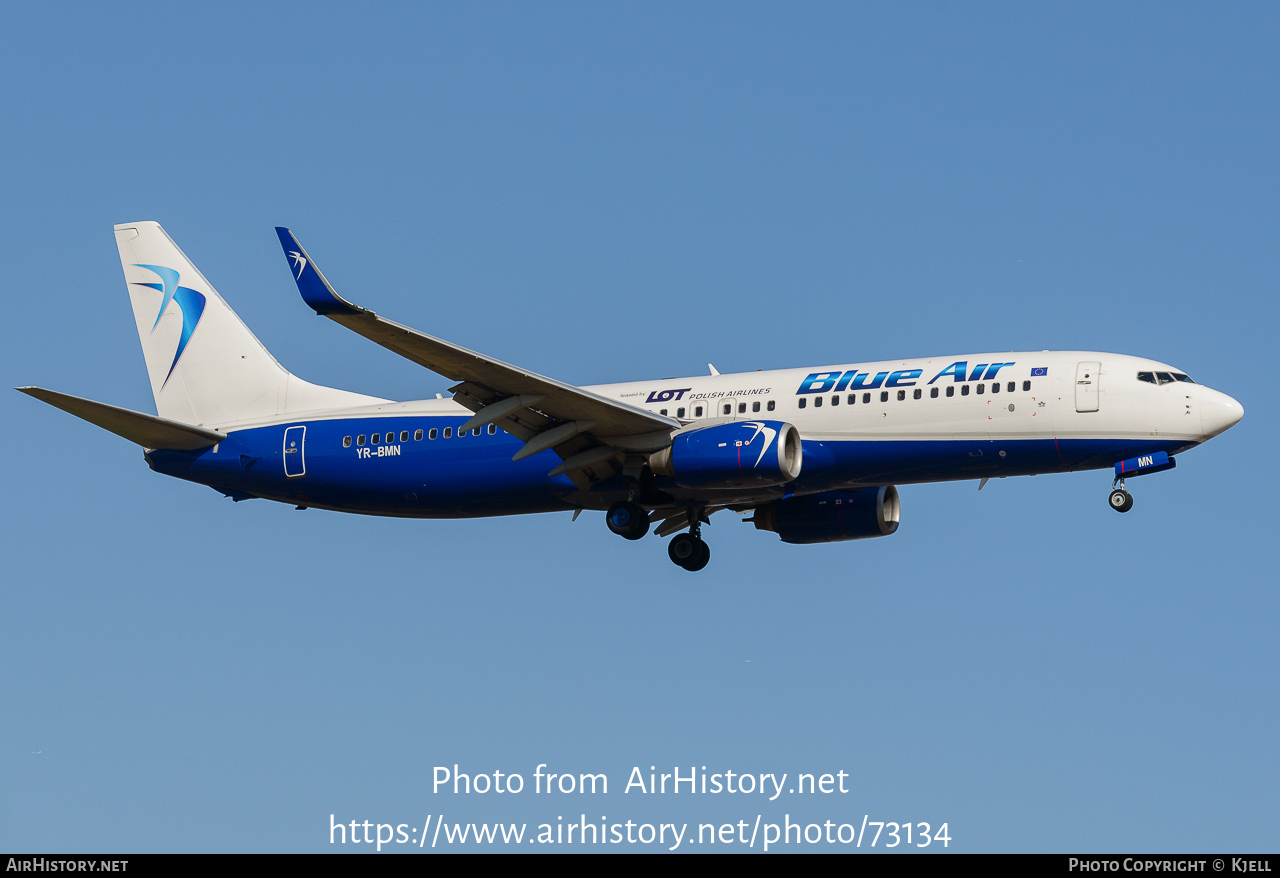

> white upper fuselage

[{"left": 200, "top": 350, "right": 1243, "bottom": 452}]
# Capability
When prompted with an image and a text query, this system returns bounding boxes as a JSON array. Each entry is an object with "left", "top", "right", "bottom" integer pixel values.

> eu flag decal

[{"left": 1031, "top": 367, "right": 1048, "bottom": 376}]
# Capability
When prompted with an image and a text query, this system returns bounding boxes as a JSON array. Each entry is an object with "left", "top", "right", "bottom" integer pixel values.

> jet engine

[
  {"left": 751, "top": 486, "right": 900, "bottom": 544},
  {"left": 648, "top": 420, "right": 802, "bottom": 489}
]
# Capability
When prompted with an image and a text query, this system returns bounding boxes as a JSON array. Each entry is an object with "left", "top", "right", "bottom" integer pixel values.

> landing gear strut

[
  {"left": 1109, "top": 479, "right": 1134, "bottom": 513},
  {"left": 668, "top": 533, "right": 710, "bottom": 571},
  {"left": 667, "top": 509, "right": 710, "bottom": 571},
  {"left": 606, "top": 500, "right": 649, "bottom": 540}
]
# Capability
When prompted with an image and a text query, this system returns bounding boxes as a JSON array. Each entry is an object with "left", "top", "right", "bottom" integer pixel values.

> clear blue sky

[{"left": 1, "top": 3, "right": 1276, "bottom": 853}]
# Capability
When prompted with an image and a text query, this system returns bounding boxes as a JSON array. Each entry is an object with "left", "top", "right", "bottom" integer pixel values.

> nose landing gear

[{"left": 1109, "top": 479, "right": 1134, "bottom": 513}]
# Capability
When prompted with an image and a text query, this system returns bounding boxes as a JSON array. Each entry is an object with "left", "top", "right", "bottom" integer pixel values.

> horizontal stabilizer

[{"left": 17, "top": 387, "right": 227, "bottom": 451}]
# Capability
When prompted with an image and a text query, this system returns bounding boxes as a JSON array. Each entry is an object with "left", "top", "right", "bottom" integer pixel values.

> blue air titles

[
  {"left": 795, "top": 362, "right": 1016, "bottom": 395},
  {"left": 925, "top": 361, "right": 1015, "bottom": 385}
]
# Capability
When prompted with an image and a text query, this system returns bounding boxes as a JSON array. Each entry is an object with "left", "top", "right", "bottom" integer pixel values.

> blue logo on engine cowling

[{"left": 663, "top": 419, "right": 799, "bottom": 489}]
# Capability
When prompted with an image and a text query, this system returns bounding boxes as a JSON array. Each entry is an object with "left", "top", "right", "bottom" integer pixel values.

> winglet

[{"left": 274, "top": 227, "right": 365, "bottom": 316}]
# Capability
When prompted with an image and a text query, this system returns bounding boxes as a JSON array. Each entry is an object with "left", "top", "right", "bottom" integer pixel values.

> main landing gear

[
  {"left": 668, "top": 531, "right": 710, "bottom": 572},
  {"left": 604, "top": 499, "right": 712, "bottom": 571},
  {"left": 606, "top": 500, "right": 649, "bottom": 540},
  {"left": 1109, "top": 479, "right": 1134, "bottom": 513},
  {"left": 667, "top": 507, "right": 710, "bottom": 572}
]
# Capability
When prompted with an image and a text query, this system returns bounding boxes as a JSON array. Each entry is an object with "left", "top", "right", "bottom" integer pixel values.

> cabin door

[
  {"left": 283, "top": 425, "right": 307, "bottom": 478},
  {"left": 1075, "top": 362, "right": 1101, "bottom": 413}
]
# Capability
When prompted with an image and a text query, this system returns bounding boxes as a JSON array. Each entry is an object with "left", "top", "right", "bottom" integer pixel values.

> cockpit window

[
  {"left": 1172, "top": 373, "right": 1194, "bottom": 384},
  {"left": 1155, "top": 372, "right": 1175, "bottom": 385},
  {"left": 1137, "top": 372, "right": 1156, "bottom": 384}
]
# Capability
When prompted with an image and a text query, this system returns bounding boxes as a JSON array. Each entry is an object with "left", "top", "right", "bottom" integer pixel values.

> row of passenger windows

[
  {"left": 342, "top": 423, "right": 498, "bottom": 447},
  {"left": 658, "top": 400, "right": 778, "bottom": 419},
  {"left": 1138, "top": 371, "right": 1194, "bottom": 385},
  {"left": 796, "top": 380, "right": 1032, "bottom": 408},
  {"left": 333, "top": 375, "right": 1049, "bottom": 446}
]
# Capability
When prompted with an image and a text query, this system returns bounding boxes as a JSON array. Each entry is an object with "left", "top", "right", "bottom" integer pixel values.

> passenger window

[
  {"left": 831, "top": 395, "right": 839, "bottom": 406},
  {"left": 694, "top": 405, "right": 703, "bottom": 417},
  {"left": 443, "top": 427, "right": 452, "bottom": 438},
  {"left": 738, "top": 403, "right": 747, "bottom": 414},
  {"left": 357, "top": 434, "right": 366, "bottom": 446},
  {"left": 677, "top": 407, "right": 686, "bottom": 418},
  {"left": 847, "top": 394, "right": 856, "bottom": 405},
  {"left": 991, "top": 382, "right": 1000, "bottom": 393},
  {"left": 1156, "top": 372, "right": 1174, "bottom": 385},
  {"left": 471, "top": 428, "right": 479, "bottom": 436},
  {"left": 372, "top": 433, "right": 381, "bottom": 444},
  {"left": 961, "top": 385, "right": 970, "bottom": 396},
  {"left": 976, "top": 384, "right": 985, "bottom": 395},
  {"left": 1137, "top": 372, "right": 1156, "bottom": 384},
  {"left": 660, "top": 408, "right": 667, "bottom": 416},
  {"left": 1022, "top": 380, "right": 1031, "bottom": 391},
  {"left": 343, "top": 436, "right": 352, "bottom": 447},
  {"left": 429, "top": 428, "right": 438, "bottom": 440},
  {"left": 814, "top": 396, "right": 823, "bottom": 408},
  {"left": 752, "top": 401, "right": 761, "bottom": 413},
  {"left": 880, "top": 391, "right": 889, "bottom": 402},
  {"left": 488, "top": 424, "right": 497, "bottom": 434},
  {"left": 897, "top": 390, "right": 905, "bottom": 401},
  {"left": 946, "top": 386, "right": 955, "bottom": 397},
  {"left": 723, "top": 403, "right": 732, "bottom": 415},
  {"left": 400, "top": 431, "right": 409, "bottom": 442},
  {"left": 767, "top": 400, "right": 775, "bottom": 411},
  {"left": 930, "top": 387, "right": 938, "bottom": 398},
  {"left": 913, "top": 388, "right": 922, "bottom": 399},
  {"left": 863, "top": 393, "right": 871, "bottom": 404},
  {"left": 798, "top": 398, "right": 807, "bottom": 409},
  {"left": 1007, "top": 381, "right": 1014, "bottom": 392},
  {"left": 414, "top": 429, "right": 423, "bottom": 441}
]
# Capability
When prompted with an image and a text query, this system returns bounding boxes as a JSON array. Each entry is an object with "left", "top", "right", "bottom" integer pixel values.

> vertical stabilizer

[{"left": 114, "top": 222, "right": 379, "bottom": 427}]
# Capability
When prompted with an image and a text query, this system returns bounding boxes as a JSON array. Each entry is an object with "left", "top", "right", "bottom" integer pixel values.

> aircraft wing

[
  {"left": 17, "top": 387, "right": 226, "bottom": 451},
  {"left": 275, "top": 228, "right": 678, "bottom": 485}
]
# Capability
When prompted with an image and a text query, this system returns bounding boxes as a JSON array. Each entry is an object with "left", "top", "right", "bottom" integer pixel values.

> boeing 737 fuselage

[{"left": 19, "top": 223, "right": 1244, "bottom": 571}]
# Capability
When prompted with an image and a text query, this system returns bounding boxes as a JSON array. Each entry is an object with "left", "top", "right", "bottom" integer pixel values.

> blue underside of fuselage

[{"left": 144, "top": 415, "right": 1197, "bottom": 518}]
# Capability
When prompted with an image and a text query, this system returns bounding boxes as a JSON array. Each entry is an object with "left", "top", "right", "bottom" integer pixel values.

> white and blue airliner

[{"left": 19, "top": 222, "right": 1244, "bottom": 571}]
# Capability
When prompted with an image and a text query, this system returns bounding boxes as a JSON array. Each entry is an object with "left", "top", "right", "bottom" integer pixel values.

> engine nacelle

[
  {"left": 648, "top": 420, "right": 802, "bottom": 489},
  {"left": 752, "top": 486, "right": 900, "bottom": 544}
]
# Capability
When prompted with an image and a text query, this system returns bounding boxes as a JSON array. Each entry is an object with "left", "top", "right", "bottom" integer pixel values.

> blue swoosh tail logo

[{"left": 132, "top": 264, "right": 207, "bottom": 386}]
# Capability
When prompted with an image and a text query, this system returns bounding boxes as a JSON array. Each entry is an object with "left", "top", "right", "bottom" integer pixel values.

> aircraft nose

[{"left": 1200, "top": 388, "right": 1244, "bottom": 440}]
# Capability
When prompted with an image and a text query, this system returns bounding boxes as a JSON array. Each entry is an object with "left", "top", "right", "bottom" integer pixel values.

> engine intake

[
  {"left": 648, "top": 420, "right": 802, "bottom": 489},
  {"left": 752, "top": 486, "right": 900, "bottom": 544}
]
